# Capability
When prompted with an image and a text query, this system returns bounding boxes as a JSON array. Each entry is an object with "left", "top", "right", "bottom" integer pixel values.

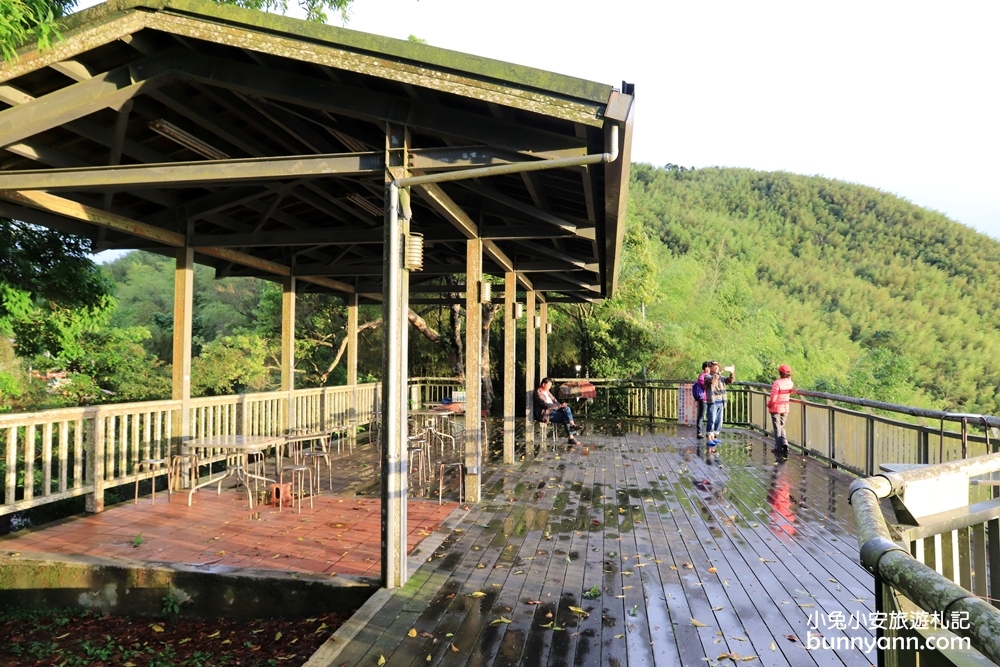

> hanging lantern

[{"left": 403, "top": 232, "right": 423, "bottom": 271}]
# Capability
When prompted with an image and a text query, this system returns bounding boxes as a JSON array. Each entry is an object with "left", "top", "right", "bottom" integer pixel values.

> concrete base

[{"left": 0, "top": 552, "right": 376, "bottom": 619}]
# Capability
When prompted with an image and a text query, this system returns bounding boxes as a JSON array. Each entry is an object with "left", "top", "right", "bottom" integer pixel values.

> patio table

[{"left": 184, "top": 434, "right": 283, "bottom": 508}]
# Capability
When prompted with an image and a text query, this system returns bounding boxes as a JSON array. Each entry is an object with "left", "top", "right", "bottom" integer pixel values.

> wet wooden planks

[{"left": 312, "top": 425, "right": 878, "bottom": 667}]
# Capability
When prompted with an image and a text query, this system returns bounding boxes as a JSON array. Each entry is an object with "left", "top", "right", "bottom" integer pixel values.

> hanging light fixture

[
  {"left": 403, "top": 232, "right": 424, "bottom": 271},
  {"left": 533, "top": 315, "right": 541, "bottom": 329},
  {"left": 546, "top": 323, "right": 553, "bottom": 334},
  {"left": 480, "top": 281, "right": 492, "bottom": 304},
  {"left": 149, "top": 119, "right": 230, "bottom": 160},
  {"left": 515, "top": 303, "right": 523, "bottom": 319}
]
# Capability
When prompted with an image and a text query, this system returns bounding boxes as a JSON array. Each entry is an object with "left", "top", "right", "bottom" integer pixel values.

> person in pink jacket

[{"left": 768, "top": 364, "right": 794, "bottom": 454}]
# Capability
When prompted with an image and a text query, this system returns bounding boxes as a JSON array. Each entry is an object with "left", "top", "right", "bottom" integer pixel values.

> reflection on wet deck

[{"left": 311, "top": 423, "right": 878, "bottom": 667}]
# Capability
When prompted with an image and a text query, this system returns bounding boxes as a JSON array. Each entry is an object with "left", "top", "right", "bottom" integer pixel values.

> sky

[{"left": 75, "top": 0, "right": 1000, "bottom": 241}]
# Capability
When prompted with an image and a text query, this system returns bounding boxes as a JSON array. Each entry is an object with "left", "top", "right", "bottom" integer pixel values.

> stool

[
  {"left": 439, "top": 462, "right": 464, "bottom": 505},
  {"left": 407, "top": 433, "right": 429, "bottom": 484},
  {"left": 134, "top": 458, "right": 170, "bottom": 504},
  {"left": 170, "top": 452, "right": 200, "bottom": 493},
  {"left": 535, "top": 420, "right": 558, "bottom": 450},
  {"left": 302, "top": 445, "right": 332, "bottom": 491},
  {"left": 278, "top": 463, "right": 314, "bottom": 513}
]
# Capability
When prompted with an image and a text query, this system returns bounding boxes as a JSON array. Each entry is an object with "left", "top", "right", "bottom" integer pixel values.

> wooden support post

[
  {"left": 171, "top": 247, "right": 194, "bottom": 478},
  {"left": 381, "top": 125, "right": 409, "bottom": 589},
  {"left": 85, "top": 406, "right": 105, "bottom": 513},
  {"left": 503, "top": 272, "right": 516, "bottom": 465},
  {"left": 524, "top": 290, "right": 536, "bottom": 445},
  {"left": 281, "top": 276, "right": 296, "bottom": 432},
  {"left": 464, "top": 238, "right": 484, "bottom": 502},
  {"left": 538, "top": 301, "right": 548, "bottom": 380},
  {"left": 347, "top": 292, "right": 359, "bottom": 449}
]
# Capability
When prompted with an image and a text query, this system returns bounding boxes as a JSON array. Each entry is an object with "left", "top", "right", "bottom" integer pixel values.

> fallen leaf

[
  {"left": 708, "top": 567, "right": 717, "bottom": 574},
  {"left": 315, "top": 622, "right": 329, "bottom": 634},
  {"left": 769, "top": 642, "right": 776, "bottom": 651},
  {"left": 53, "top": 633, "right": 70, "bottom": 640},
  {"left": 206, "top": 630, "right": 221, "bottom": 638},
  {"left": 468, "top": 591, "right": 486, "bottom": 598},
  {"left": 178, "top": 638, "right": 191, "bottom": 645},
  {"left": 785, "top": 634, "right": 799, "bottom": 643},
  {"left": 683, "top": 563, "right": 694, "bottom": 569},
  {"left": 526, "top": 600, "right": 542, "bottom": 605},
  {"left": 669, "top": 565, "right": 678, "bottom": 570},
  {"left": 614, "top": 633, "right": 625, "bottom": 639},
  {"left": 711, "top": 606, "right": 724, "bottom": 611},
  {"left": 150, "top": 624, "right": 165, "bottom": 633},
  {"left": 489, "top": 617, "right": 512, "bottom": 625},
  {"left": 450, "top": 644, "right": 460, "bottom": 652},
  {"left": 378, "top": 656, "right": 387, "bottom": 665},
  {"left": 691, "top": 618, "right": 708, "bottom": 627},
  {"left": 568, "top": 606, "right": 589, "bottom": 617},
  {"left": 275, "top": 632, "right": 282, "bottom": 641},
  {"left": 408, "top": 628, "right": 417, "bottom": 638}
]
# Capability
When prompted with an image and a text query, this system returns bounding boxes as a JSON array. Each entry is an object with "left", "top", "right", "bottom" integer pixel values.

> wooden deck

[
  {"left": 307, "top": 424, "right": 879, "bottom": 667},
  {"left": 0, "top": 422, "right": 881, "bottom": 666}
]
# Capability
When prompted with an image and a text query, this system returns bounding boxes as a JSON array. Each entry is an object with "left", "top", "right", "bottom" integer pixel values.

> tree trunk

[{"left": 481, "top": 303, "right": 502, "bottom": 413}]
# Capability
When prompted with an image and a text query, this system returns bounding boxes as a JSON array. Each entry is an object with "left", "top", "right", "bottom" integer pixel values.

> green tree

[{"left": 1, "top": 220, "right": 115, "bottom": 359}]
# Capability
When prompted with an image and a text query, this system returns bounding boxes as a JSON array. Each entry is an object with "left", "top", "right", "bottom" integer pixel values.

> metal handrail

[{"left": 849, "top": 460, "right": 1000, "bottom": 664}]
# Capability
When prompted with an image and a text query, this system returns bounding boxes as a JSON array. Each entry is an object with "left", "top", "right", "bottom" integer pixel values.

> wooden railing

[{"left": 0, "top": 383, "right": 381, "bottom": 517}]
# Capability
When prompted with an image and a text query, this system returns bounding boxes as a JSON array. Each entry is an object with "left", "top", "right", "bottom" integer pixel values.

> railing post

[
  {"left": 85, "top": 406, "right": 105, "bottom": 513},
  {"left": 828, "top": 401, "right": 837, "bottom": 469},
  {"left": 647, "top": 379, "right": 655, "bottom": 423},
  {"left": 238, "top": 394, "right": 248, "bottom": 436},
  {"left": 919, "top": 428, "right": 929, "bottom": 465},
  {"left": 801, "top": 400, "right": 808, "bottom": 456},
  {"left": 866, "top": 412, "right": 876, "bottom": 476}
]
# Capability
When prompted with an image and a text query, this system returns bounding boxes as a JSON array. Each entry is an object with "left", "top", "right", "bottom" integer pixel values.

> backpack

[{"left": 692, "top": 376, "right": 706, "bottom": 401}]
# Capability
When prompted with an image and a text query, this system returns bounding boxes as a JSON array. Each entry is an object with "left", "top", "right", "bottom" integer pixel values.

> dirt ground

[{"left": 0, "top": 608, "right": 352, "bottom": 666}]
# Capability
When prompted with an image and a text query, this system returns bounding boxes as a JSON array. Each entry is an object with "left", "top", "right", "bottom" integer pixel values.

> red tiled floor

[{"left": 0, "top": 482, "right": 457, "bottom": 580}]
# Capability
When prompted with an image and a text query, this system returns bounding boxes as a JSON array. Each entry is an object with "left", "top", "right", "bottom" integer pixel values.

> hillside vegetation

[{"left": 631, "top": 164, "right": 1000, "bottom": 414}]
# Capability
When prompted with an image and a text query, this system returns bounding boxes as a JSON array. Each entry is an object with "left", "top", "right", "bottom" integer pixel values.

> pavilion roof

[{"left": 0, "top": 0, "right": 634, "bottom": 301}]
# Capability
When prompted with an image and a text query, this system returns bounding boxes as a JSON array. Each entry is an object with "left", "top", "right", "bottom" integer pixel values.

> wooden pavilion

[{"left": 0, "top": 0, "right": 634, "bottom": 588}]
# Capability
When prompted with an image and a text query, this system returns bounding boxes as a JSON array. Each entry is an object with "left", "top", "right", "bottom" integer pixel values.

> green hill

[{"left": 630, "top": 164, "right": 1000, "bottom": 414}]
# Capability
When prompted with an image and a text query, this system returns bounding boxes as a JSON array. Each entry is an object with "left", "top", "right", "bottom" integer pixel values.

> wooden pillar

[
  {"left": 381, "top": 125, "right": 410, "bottom": 589},
  {"left": 347, "top": 292, "right": 359, "bottom": 449},
  {"left": 171, "top": 247, "right": 193, "bottom": 450},
  {"left": 539, "top": 301, "right": 548, "bottom": 380},
  {"left": 524, "top": 290, "right": 536, "bottom": 444},
  {"left": 281, "top": 276, "right": 296, "bottom": 432},
  {"left": 503, "top": 272, "right": 517, "bottom": 464},
  {"left": 465, "top": 238, "right": 484, "bottom": 501}
]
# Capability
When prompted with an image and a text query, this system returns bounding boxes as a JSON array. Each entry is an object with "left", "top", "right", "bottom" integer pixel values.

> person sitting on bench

[{"left": 533, "top": 377, "right": 580, "bottom": 446}]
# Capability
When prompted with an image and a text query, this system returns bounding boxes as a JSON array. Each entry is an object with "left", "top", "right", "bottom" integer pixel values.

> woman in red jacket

[{"left": 768, "top": 364, "right": 794, "bottom": 454}]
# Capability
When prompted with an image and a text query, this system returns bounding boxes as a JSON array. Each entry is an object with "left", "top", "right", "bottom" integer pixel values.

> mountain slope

[{"left": 630, "top": 164, "right": 1000, "bottom": 414}]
